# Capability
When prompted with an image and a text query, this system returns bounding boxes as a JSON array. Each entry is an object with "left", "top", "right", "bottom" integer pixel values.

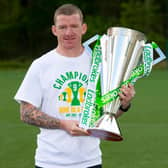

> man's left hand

[{"left": 118, "top": 83, "right": 135, "bottom": 109}]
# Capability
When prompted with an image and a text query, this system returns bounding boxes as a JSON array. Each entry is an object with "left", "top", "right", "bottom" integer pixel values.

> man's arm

[
  {"left": 20, "top": 101, "right": 89, "bottom": 136},
  {"left": 20, "top": 101, "right": 61, "bottom": 129}
]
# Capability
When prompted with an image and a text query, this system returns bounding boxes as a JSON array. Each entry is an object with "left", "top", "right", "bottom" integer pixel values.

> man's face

[{"left": 52, "top": 14, "right": 87, "bottom": 49}]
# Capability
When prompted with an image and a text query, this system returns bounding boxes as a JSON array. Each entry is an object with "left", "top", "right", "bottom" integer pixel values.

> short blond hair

[{"left": 54, "top": 4, "right": 84, "bottom": 24}]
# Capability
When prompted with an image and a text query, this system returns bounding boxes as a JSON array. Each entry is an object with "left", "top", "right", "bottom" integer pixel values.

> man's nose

[{"left": 65, "top": 27, "right": 73, "bottom": 35}]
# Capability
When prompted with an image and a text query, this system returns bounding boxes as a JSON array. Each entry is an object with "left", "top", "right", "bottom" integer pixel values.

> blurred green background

[
  {"left": 0, "top": 0, "right": 168, "bottom": 64},
  {"left": 0, "top": 0, "right": 168, "bottom": 168}
]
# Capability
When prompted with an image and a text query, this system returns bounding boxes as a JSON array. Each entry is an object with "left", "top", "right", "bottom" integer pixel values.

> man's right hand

[{"left": 60, "top": 120, "right": 89, "bottom": 136}]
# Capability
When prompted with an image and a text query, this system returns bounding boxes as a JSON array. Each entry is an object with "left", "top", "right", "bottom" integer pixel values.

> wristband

[{"left": 119, "top": 103, "right": 131, "bottom": 112}]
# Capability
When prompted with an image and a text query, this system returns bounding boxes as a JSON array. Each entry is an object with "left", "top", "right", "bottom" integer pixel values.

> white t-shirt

[{"left": 14, "top": 48, "right": 102, "bottom": 168}]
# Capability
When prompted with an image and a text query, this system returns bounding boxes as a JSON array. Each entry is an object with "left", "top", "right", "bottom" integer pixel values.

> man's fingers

[
  {"left": 118, "top": 92, "right": 126, "bottom": 100},
  {"left": 71, "top": 122, "right": 89, "bottom": 136},
  {"left": 71, "top": 129, "right": 89, "bottom": 136},
  {"left": 120, "top": 84, "right": 135, "bottom": 97}
]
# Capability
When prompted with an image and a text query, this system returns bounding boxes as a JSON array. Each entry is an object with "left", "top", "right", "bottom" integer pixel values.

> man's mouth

[{"left": 64, "top": 37, "right": 76, "bottom": 41}]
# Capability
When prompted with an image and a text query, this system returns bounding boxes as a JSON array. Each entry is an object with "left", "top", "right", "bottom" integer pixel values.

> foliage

[
  {"left": 120, "top": 0, "right": 165, "bottom": 45},
  {"left": 0, "top": 0, "right": 167, "bottom": 61}
]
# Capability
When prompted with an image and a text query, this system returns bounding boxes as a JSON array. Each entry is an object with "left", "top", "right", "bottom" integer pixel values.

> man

[{"left": 14, "top": 4, "right": 135, "bottom": 168}]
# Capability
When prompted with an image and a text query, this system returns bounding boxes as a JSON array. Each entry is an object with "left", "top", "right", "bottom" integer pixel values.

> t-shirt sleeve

[{"left": 14, "top": 60, "right": 42, "bottom": 108}]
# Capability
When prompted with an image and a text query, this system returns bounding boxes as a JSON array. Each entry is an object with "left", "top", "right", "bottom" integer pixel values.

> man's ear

[
  {"left": 51, "top": 25, "right": 57, "bottom": 37},
  {"left": 82, "top": 23, "right": 87, "bottom": 35}
]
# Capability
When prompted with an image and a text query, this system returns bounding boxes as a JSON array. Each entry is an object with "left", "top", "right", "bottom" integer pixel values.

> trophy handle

[
  {"left": 83, "top": 34, "right": 99, "bottom": 54},
  {"left": 151, "top": 42, "right": 167, "bottom": 66}
]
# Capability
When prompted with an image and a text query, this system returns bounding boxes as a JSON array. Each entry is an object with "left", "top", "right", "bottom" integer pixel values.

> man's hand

[
  {"left": 60, "top": 120, "right": 89, "bottom": 136},
  {"left": 118, "top": 83, "right": 135, "bottom": 109},
  {"left": 20, "top": 101, "right": 89, "bottom": 136}
]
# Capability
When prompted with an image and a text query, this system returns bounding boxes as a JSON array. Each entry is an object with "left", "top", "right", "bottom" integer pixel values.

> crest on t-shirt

[{"left": 53, "top": 71, "right": 88, "bottom": 118}]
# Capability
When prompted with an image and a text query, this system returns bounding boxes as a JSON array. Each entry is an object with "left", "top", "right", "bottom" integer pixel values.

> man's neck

[{"left": 56, "top": 46, "right": 84, "bottom": 57}]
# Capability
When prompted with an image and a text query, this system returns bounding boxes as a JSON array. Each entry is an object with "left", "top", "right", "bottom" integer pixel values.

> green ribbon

[
  {"left": 80, "top": 36, "right": 102, "bottom": 128},
  {"left": 151, "top": 41, "right": 158, "bottom": 49},
  {"left": 95, "top": 64, "right": 145, "bottom": 107}
]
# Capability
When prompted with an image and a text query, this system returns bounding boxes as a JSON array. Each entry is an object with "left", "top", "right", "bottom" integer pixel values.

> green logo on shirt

[
  {"left": 59, "top": 81, "right": 86, "bottom": 106},
  {"left": 53, "top": 71, "right": 88, "bottom": 118}
]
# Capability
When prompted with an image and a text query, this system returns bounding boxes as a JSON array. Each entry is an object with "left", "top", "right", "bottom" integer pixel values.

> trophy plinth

[{"left": 88, "top": 129, "right": 123, "bottom": 141}]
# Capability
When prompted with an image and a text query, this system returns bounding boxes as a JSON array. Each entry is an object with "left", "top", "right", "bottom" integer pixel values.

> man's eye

[
  {"left": 59, "top": 26, "right": 66, "bottom": 29},
  {"left": 71, "top": 25, "right": 78, "bottom": 28}
]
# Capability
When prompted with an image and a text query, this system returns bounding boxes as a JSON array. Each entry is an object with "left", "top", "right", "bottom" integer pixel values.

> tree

[
  {"left": 0, "top": 0, "right": 167, "bottom": 61},
  {"left": 119, "top": 0, "right": 165, "bottom": 47}
]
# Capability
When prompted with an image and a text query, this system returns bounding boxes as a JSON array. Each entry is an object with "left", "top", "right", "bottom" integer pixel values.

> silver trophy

[
  {"left": 82, "top": 27, "right": 166, "bottom": 141},
  {"left": 87, "top": 27, "right": 147, "bottom": 141}
]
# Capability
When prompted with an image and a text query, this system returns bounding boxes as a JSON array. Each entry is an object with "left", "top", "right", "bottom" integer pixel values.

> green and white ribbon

[
  {"left": 79, "top": 37, "right": 102, "bottom": 129},
  {"left": 80, "top": 37, "right": 154, "bottom": 129}
]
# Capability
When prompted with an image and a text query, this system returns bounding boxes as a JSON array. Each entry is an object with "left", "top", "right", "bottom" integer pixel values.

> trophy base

[
  {"left": 88, "top": 128, "right": 123, "bottom": 141},
  {"left": 87, "top": 113, "right": 123, "bottom": 141}
]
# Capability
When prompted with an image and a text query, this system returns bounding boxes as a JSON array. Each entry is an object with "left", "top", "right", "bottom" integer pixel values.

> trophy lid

[{"left": 107, "top": 27, "right": 147, "bottom": 42}]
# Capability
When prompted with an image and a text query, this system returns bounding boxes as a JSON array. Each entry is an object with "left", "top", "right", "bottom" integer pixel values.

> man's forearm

[
  {"left": 115, "top": 103, "right": 131, "bottom": 118},
  {"left": 20, "top": 101, "right": 60, "bottom": 129}
]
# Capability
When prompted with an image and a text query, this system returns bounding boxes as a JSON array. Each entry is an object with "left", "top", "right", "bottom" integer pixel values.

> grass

[
  {"left": 0, "top": 69, "right": 168, "bottom": 168},
  {"left": 0, "top": 70, "right": 38, "bottom": 167}
]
